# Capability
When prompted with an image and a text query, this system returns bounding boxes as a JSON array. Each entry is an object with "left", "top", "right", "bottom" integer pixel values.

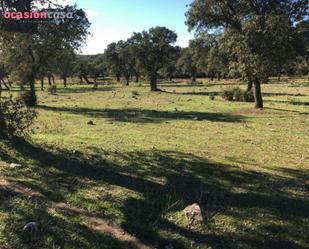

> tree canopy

[{"left": 186, "top": 0, "right": 308, "bottom": 108}]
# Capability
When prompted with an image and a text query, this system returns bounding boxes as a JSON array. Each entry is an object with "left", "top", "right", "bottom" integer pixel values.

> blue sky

[{"left": 66, "top": 0, "right": 194, "bottom": 54}]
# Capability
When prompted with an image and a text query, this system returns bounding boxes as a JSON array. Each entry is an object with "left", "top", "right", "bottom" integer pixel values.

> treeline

[
  {"left": 0, "top": 0, "right": 308, "bottom": 109},
  {"left": 37, "top": 21, "right": 309, "bottom": 91}
]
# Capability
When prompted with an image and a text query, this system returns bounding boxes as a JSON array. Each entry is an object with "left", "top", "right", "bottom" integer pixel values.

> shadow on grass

[
  {"left": 56, "top": 86, "right": 116, "bottom": 94},
  {"left": 264, "top": 107, "right": 309, "bottom": 114},
  {"left": 265, "top": 99, "right": 309, "bottom": 106},
  {"left": 162, "top": 90, "right": 221, "bottom": 96},
  {"left": 36, "top": 105, "right": 243, "bottom": 123},
  {"left": 0, "top": 187, "right": 136, "bottom": 249},
  {"left": 0, "top": 139, "right": 308, "bottom": 248}
]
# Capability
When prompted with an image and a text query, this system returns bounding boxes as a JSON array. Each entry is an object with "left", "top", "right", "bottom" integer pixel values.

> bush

[
  {"left": 243, "top": 90, "right": 255, "bottom": 102},
  {"left": 222, "top": 87, "right": 255, "bottom": 103},
  {"left": 209, "top": 94, "right": 215, "bottom": 101},
  {"left": 233, "top": 87, "right": 244, "bottom": 101},
  {"left": 19, "top": 90, "right": 37, "bottom": 106},
  {"left": 48, "top": 85, "right": 57, "bottom": 95},
  {"left": 0, "top": 96, "right": 37, "bottom": 138},
  {"left": 222, "top": 88, "right": 234, "bottom": 101}
]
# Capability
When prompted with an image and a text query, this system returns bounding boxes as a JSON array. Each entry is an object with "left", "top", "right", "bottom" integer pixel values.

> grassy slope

[{"left": 0, "top": 78, "right": 308, "bottom": 249}]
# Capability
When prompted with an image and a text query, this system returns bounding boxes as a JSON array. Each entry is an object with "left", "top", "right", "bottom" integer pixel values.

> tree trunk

[
  {"left": 63, "top": 77, "right": 67, "bottom": 87},
  {"left": 217, "top": 73, "right": 221, "bottom": 81},
  {"left": 7, "top": 78, "right": 12, "bottom": 87},
  {"left": 0, "top": 80, "right": 2, "bottom": 98},
  {"left": 116, "top": 75, "right": 121, "bottom": 82},
  {"left": 41, "top": 78, "right": 44, "bottom": 91},
  {"left": 48, "top": 75, "right": 52, "bottom": 86},
  {"left": 1, "top": 79, "right": 10, "bottom": 90},
  {"left": 135, "top": 74, "right": 139, "bottom": 83},
  {"left": 191, "top": 74, "right": 196, "bottom": 82},
  {"left": 247, "top": 80, "right": 253, "bottom": 92},
  {"left": 79, "top": 76, "right": 84, "bottom": 84},
  {"left": 253, "top": 81, "right": 263, "bottom": 108},
  {"left": 29, "top": 74, "right": 37, "bottom": 106},
  {"left": 125, "top": 76, "right": 130, "bottom": 86},
  {"left": 83, "top": 76, "right": 91, "bottom": 84},
  {"left": 150, "top": 73, "right": 158, "bottom": 91}
]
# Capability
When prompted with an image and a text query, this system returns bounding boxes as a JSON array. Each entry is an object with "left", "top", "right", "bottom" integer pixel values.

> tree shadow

[
  {"left": 264, "top": 107, "right": 309, "bottom": 114},
  {"left": 0, "top": 187, "right": 137, "bottom": 249},
  {"left": 265, "top": 99, "right": 309, "bottom": 106},
  {"left": 263, "top": 92, "right": 307, "bottom": 97},
  {"left": 36, "top": 105, "right": 244, "bottom": 123},
  {"left": 1, "top": 139, "right": 308, "bottom": 248},
  {"left": 56, "top": 86, "right": 116, "bottom": 94},
  {"left": 162, "top": 90, "right": 221, "bottom": 96}
]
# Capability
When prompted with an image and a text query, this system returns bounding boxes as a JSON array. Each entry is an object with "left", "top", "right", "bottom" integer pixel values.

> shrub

[
  {"left": 222, "top": 87, "right": 255, "bottom": 102},
  {"left": 19, "top": 90, "right": 37, "bottom": 106},
  {"left": 209, "top": 94, "right": 215, "bottom": 101},
  {"left": 233, "top": 87, "right": 244, "bottom": 101},
  {"left": 48, "top": 85, "right": 57, "bottom": 95},
  {"left": 222, "top": 88, "right": 234, "bottom": 101},
  {"left": 243, "top": 90, "right": 255, "bottom": 102},
  {"left": 0, "top": 96, "right": 37, "bottom": 138}
]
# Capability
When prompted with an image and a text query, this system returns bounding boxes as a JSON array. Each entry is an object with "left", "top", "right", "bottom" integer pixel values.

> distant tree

[
  {"left": 54, "top": 49, "right": 76, "bottom": 87},
  {"left": 105, "top": 43, "right": 122, "bottom": 82},
  {"left": 161, "top": 46, "right": 181, "bottom": 81},
  {"left": 130, "top": 27, "right": 178, "bottom": 91},
  {"left": 293, "top": 20, "right": 309, "bottom": 76},
  {"left": 74, "top": 55, "right": 92, "bottom": 84},
  {"left": 89, "top": 54, "right": 106, "bottom": 83},
  {"left": 117, "top": 40, "right": 136, "bottom": 86},
  {"left": 186, "top": 0, "right": 308, "bottom": 108},
  {"left": 206, "top": 36, "right": 229, "bottom": 80},
  {"left": 177, "top": 47, "right": 198, "bottom": 82}
]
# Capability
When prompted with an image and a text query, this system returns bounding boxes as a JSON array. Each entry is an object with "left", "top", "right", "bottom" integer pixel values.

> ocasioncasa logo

[
  {"left": 3, "top": 10, "right": 74, "bottom": 20},
  {"left": 0, "top": 0, "right": 74, "bottom": 21}
]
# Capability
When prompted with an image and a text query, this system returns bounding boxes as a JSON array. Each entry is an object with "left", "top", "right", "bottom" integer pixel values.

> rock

[
  {"left": 23, "top": 222, "right": 38, "bottom": 232},
  {"left": 87, "top": 120, "right": 96, "bottom": 125},
  {"left": 9, "top": 163, "right": 22, "bottom": 169},
  {"left": 184, "top": 203, "right": 203, "bottom": 226}
]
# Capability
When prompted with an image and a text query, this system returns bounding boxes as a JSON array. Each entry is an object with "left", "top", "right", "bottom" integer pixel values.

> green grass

[{"left": 0, "top": 78, "right": 309, "bottom": 249}]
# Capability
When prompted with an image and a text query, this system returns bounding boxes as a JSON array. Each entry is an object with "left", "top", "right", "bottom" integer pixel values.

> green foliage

[
  {"left": 222, "top": 88, "right": 234, "bottom": 101},
  {"left": 0, "top": 96, "right": 36, "bottom": 138},
  {"left": 129, "top": 26, "right": 178, "bottom": 90},
  {"left": 186, "top": 0, "right": 308, "bottom": 108},
  {"left": 0, "top": 4, "right": 90, "bottom": 105}
]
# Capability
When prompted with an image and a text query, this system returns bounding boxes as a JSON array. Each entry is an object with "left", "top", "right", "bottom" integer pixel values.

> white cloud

[
  {"left": 81, "top": 26, "right": 133, "bottom": 55},
  {"left": 33, "top": 0, "right": 73, "bottom": 9},
  {"left": 81, "top": 25, "right": 193, "bottom": 55},
  {"left": 85, "top": 9, "right": 99, "bottom": 18},
  {"left": 57, "top": 0, "right": 73, "bottom": 6}
]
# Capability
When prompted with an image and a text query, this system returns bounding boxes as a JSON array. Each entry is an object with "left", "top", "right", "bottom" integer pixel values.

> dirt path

[{"left": 0, "top": 177, "right": 152, "bottom": 249}]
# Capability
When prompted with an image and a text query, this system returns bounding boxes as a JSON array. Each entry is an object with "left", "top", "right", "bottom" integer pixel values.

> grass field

[{"left": 0, "top": 78, "right": 308, "bottom": 249}]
